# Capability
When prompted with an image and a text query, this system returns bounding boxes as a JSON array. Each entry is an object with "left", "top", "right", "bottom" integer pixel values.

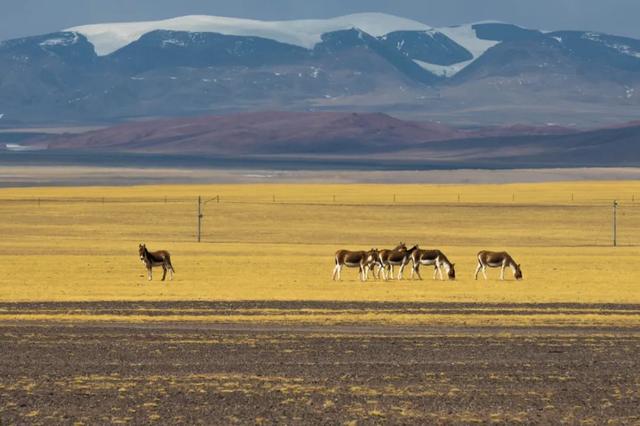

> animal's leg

[
  {"left": 161, "top": 265, "right": 167, "bottom": 281},
  {"left": 398, "top": 262, "right": 406, "bottom": 280},
  {"left": 389, "top": 265, "right": 395, "bottom": 280},
  {"left": 414, "top": 264, "right": 423, "bottom": 280},
  {"left": 482, "top": 265, "right": 488, "bottom": 280},
  {"left": 474, "top": 263, "right": 482, "bottom": 280},
  {"left": 147, "top": 267, "right": 152, "bottom": 281},
  {"left": 332, "top": 263, "right": 339, "bottom": 280},
  {"left": 337, "top": 264, "right": 343, "bottom": 281},
  {"left": 500, "top": 263, "right": 505, "bottom": 281},
  {"left": 436, "top": 260, "right": 445, "bottom": 281}
]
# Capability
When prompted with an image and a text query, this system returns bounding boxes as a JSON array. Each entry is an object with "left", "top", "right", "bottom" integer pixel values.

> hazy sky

[{"left": 2, "top": 0, "right": 640, "bottom": 41}]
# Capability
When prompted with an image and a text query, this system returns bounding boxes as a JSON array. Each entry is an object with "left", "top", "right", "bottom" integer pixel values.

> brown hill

[{"left": 35, "top": 111, "right": 571, "bottom": 156}]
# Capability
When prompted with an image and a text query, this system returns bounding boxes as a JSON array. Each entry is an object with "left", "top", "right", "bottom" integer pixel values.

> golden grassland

[
  {"left": 1, "top": 181, "right": 640, "bottom": 309},
  {"left": 3, "top": 312, "right": 640, "bottom": 328}
]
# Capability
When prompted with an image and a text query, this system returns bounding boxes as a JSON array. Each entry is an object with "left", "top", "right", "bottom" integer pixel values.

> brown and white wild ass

[
  {"left": 410, "top": 249, "right": 456, "bottom": 281},
  {"left": 378, "top": 243, "right": 419, "bottom": 280},
  {"left": 332, "top": 248, "right": 379, "bottom": 282},
  {"left": 475, "top": 250, "right": 522, "bottom": 281},
  {"left": 139, "top": 243, "right": 175, "bottom": 281}
]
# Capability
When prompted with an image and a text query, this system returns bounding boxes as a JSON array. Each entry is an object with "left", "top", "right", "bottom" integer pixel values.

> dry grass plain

[
  {"left": 1, "top": 181, "right": 640, "bottom": 326},
  {"left": 3, "top": 181, "right": 640, "bottom": 423},
  {"left": 1, "top": 181, "right": 640, "bottom": 308}
]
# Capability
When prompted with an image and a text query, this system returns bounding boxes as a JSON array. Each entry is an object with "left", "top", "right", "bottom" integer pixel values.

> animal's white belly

[{"left": 487, "top": 262, "right": 502, "bottom": 267}]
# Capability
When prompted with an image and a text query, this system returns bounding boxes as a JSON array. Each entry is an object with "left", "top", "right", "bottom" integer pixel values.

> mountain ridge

[
  {"left": 1, "top": 13, "right": 640, "bottom": 126},
  {"left": 18, "top": 110, "right": 577, "bottom": 153},
  {"left": 14, "top": 110, "right": 640, "bottom": 168}
]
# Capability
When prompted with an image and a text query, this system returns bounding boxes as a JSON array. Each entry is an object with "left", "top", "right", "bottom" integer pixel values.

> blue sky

[{"left": 2, "top": 0, "right": 640, "bottom": 41}]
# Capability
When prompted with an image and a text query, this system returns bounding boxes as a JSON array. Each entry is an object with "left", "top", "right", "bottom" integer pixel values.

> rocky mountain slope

[
  {"left": 24, "top": 110, "right": 639, "bottom": 168},
  {"left": 0, "top": 14, "right": 639, "bottom": 126}
]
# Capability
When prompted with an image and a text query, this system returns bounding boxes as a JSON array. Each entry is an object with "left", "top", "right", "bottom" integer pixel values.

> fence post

[{"left": 613, "top": 200, "right": 618, "bottom": 247}]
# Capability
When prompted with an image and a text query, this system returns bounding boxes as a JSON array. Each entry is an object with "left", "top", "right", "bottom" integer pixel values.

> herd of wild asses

[
  {"left": 137, "top": 242, "right": 522, "bottom": 283},
  {"left": 333, "top": 243, "right": 523, "bottom": 282}
]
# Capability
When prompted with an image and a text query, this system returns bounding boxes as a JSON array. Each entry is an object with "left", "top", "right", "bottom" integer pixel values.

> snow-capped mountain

[
  {"left": 1, "top": 13, "right": 640, "bottom": 125},
  {"left": 67, "top": 13, "right": 433, "bottom": 54},
  {"left": 65, "top": 13, "right": 499, "bottom": 77}
]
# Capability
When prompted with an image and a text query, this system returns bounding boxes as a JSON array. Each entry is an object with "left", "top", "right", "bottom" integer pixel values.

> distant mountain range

[
  {"left": 19, "top": 111, "right": 640, "bottom": 168},
  {"left": 1, "top": 13, "right": 640, "bottom": 126}
]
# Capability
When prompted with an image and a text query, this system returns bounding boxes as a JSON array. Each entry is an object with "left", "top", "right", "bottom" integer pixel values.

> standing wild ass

[
  {"left": 475, "top": 250, "right": 522, "bottom": 281},
  {"left": 332, "top": 248, "right": 379, "bottom": 282},
  {"left": 378, "top": 243, "right": 419, "bottom": 280},
  {"left": 410, "top": 249, "right": 456, "bottom": 281},
  {"left": 139, "top": 243, "right": 175, "bottom": 281}
]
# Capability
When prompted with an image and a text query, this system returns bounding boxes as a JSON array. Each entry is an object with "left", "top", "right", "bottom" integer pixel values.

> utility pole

[
  {"left": 197, "top": 196, "right": 202, "bottom": 243},
  {"left": 197, "top": 196, "right": 219, "bottom": 243},
  {"left": 613, "top": 200, "right": 618, "bottom": 247}
]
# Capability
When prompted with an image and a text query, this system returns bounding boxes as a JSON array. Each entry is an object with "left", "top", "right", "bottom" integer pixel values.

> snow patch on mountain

[
  {"left": 438, "top": 24, "right": 499, "bottom": 61},
  {"left": 67, "top": 13, "right": 432, "bottom": 55},
  {"left": 582, "top": 32, "right": 640, "bottom": 59},
  {"left": 39, "top": 32, "right": 80, "bottom": 48},
  {"left": 410, "top": 23, "right": 501, "bottom": 76},
  {"left": 161, "top": 38, "right": 187, "bottom": 48},
  {"left": 414, "top": 59, "right": 473, "bottom": 77}
]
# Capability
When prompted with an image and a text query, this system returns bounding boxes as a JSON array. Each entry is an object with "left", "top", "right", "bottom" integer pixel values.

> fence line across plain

[
  {"left": 0, "top": 196, "right": 632, "bottom": 247},
  {"left": 0, "top": 196, "right": 636, "bottom": 208}
]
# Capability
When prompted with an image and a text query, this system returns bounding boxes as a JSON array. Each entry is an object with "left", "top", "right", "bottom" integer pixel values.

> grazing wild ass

[
  {"left": 475, "top": 251, "right": 522, "bottom": 281},
  {"left": 139, "top": 243, "right": 175, "bottom": 281},
  {"left": 333, "top": 248, "right": 379, "bottom": 282},
  {"left": 378, "top": 243, "right": 420, "bottom": 280},
  {"left": 410, "top": 249, "right": 456, "bottom": 281}
]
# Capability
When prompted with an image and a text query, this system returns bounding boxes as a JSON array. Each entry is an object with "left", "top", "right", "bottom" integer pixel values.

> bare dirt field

[{"left": 2, "top": 302, "right": 640, "bottom": 424}]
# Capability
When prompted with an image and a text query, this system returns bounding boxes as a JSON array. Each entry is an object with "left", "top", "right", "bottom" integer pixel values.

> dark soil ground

[{"left": 1, "top": 302, "right": 640, "bottom": 424}]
